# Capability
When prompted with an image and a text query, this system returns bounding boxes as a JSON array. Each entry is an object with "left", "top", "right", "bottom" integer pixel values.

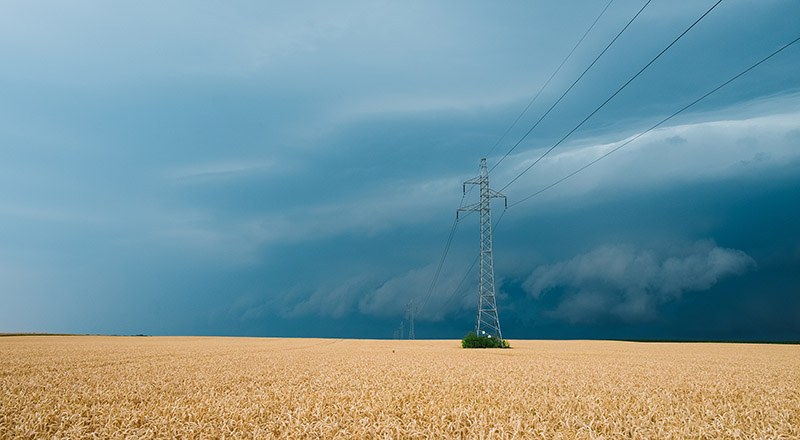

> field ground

[{"left": 1, "top": 336, "right": 798, "bottom": 439}]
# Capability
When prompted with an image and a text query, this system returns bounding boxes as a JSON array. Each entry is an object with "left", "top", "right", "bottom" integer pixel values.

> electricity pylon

[
  {"left": 407, "top": 300, "right": 415, "bottom": 340},
  {"left": 457, "top": 158, "right": 506, "bottom": 340}
]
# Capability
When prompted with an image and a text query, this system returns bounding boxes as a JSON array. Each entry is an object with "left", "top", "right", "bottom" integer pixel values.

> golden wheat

[{"left": 1, "top": 336, "right": 798, "bottom": 439}]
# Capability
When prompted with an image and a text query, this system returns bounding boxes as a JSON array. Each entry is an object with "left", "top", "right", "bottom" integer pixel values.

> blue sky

[{"left": 2, "top": 0, "right": 799, "bottom": 340}]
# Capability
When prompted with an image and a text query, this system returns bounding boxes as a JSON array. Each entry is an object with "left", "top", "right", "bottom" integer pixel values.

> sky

[{"left": 2, "top": 0, "right": 799, "bottom": 340}]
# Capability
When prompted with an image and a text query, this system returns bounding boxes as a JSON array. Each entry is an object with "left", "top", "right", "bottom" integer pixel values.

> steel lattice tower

[
  {"left": 458, "top": 158, "right": 506, "bottom": 340},
  {"left": 407, "top": 300, "right": 415, "bottom": 340}
]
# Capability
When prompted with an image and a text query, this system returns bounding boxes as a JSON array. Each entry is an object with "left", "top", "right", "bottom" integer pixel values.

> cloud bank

[{"left": 524, "top": 240, "right": 756, "bottom": 324}]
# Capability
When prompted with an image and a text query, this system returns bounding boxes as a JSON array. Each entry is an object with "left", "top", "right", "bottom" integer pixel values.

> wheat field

[{"left": 1, "top": 336, "right": 798, "bottom": 439}]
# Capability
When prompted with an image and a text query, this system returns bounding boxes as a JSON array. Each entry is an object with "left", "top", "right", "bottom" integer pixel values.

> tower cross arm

[
  {"left": 488, "top": 189, "right": 507, "bottom": 209},
  {"left": 456, "top": 202, "right": 481, "bottom": 220},
  {"left": 462, "top": 176, "right": 481, "bottom": 193}
]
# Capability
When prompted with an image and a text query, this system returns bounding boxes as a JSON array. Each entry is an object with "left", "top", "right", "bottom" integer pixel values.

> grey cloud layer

[
  {"left": 1, "top": 1, "right": 798, "bottom": 337},
  {"left": 524, "top": 241, "right": 756, "bottom": 324},
  {"left": 494, "top": 102, "right": 800, "bottom": 207}
]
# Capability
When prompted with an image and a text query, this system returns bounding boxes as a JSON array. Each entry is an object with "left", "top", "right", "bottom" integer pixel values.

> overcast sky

[{"left": 2, "top": 0, "right": 799, "bottom": 340}]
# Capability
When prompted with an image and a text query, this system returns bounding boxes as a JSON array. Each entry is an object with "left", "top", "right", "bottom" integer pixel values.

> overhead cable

[
  {"left": 509, "top": 34, "right": 800, "bottom": 208},
  {"left": 500, "top": 0, "right": 724, "bottom": 192},
  {"left": 417, "top": 217, "right": 459, "bottom": 313},
  {"left": 436, "top": 208, "right": 508, "bottom": 317},
  {"left": 485, "top": 0, "right": 615, "bottom": 161},
  {"left": 489, "top": 0, "right": 652, "bottom": 172}
]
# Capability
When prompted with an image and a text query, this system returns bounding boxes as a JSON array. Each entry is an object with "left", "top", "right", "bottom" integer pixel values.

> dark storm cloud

[{"left": 1, "top": 1, "right": 799, "bottom": 339}]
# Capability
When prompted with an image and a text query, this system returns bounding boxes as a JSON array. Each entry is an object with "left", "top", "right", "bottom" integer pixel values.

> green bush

[{"left": 461, "top": 332, "right": 509, "bottom": 349}]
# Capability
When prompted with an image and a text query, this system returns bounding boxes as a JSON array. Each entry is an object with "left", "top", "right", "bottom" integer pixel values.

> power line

[
  {"left": 415, "top": 161, "right": 483, "bottom": 317},
  {"left": 417, "top": 217, "right": 458, "bottom": 313},
  {"left": 416, "top": 160, "right": 483, "bottom": 311},
  {"left": 418, "top": 0, "right": 794, "bottom": 335},
  {"left": 443, "top": 6, "right": 793, "bottom": 323},
  {"left": 489, "top": 0, "right": 652, "bottom": 173},
  {"left": 426, "top": 0, "right": 637, "bottom": 328},
  {"left": 439, "top": 208, "right": 508, "bottom": 316},
  {"left": 441, "top": 255, "right": 478, "bottom": 312},
  {"left": 419, "top": 0, "right": 635, "bottom": 327},
  {"left": 500, "top": 0, "right": 724, "bottom": 192},
  {"left": 485, "top": 0, "right": 615, "bottom": 160},
  {"left": 509, "top": 34, "right": 800, "bottom": 208}
]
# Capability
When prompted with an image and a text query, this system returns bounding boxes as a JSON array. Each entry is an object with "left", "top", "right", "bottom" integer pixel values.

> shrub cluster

[{"left": 461, "top": 332, "right": 510, "bottom": 349}]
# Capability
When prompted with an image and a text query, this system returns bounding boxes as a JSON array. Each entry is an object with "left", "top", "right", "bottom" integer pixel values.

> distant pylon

[
  {"left": 407, "top": 300, "right": 415, "bottom": 340},
  {"left": 457, "top": 158, "right": 506, "bottom": 340}
]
